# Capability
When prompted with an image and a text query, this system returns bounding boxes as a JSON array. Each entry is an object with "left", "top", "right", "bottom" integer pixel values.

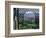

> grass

[{"left": 19, "top": 20, "right": 39, "bottom": 29}]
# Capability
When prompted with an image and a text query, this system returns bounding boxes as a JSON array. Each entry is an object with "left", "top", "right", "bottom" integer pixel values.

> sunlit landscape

[{"left": 13, "top": 8, "right": 39, "bottom": 30}]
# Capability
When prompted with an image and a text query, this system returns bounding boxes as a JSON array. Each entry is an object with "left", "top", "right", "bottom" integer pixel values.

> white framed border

[{"left": 10, "top": 5, "right": 42, "bottom": 33}]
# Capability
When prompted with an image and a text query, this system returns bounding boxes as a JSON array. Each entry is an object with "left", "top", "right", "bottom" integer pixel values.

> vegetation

[{"left": 19, "top": 19, "right": 39, "bottom": 30}]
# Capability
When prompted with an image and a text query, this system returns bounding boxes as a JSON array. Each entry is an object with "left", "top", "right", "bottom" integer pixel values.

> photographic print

[{"left": 13, "top": 8, "right": 39, "bottom": 30}]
